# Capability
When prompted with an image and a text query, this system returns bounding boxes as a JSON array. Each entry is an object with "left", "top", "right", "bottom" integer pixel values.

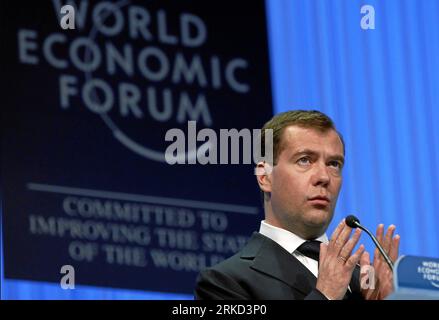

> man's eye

[
  {"left": 297, "top": 157, "right": 311, "bottom": 165},
  {"left": 329, "top": 161, "right": 342, "bottom": 169}
]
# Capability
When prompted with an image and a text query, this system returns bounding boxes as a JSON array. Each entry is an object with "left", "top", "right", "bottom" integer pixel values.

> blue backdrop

[
  {"left": 1, "top": 0, "right": 439, "bottom": 299},
  {"left": 266, "top": 0, "right": 439, "bottom": 259}
]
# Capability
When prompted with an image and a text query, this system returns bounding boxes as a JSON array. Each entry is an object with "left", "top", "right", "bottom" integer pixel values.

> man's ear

[{"left": 255, "top": 161, "right": 272, "bottom": 193}]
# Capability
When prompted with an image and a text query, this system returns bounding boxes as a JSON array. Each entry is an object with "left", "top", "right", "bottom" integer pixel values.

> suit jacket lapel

[{"left": 241, "top": 232, "right": 318, "bottom": 296}]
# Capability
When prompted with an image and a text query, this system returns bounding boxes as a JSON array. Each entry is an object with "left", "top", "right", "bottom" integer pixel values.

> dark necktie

[{"left": 296, "top": 240, "right": 321, "bottom": 261}]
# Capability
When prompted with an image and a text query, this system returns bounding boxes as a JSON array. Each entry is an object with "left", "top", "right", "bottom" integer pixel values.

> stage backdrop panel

[
  {"left": 267, "top": 0, "right": 439, "bottom": 257},
  {"left": 1, "top": 0, "right": 272, "bottom": 294}
]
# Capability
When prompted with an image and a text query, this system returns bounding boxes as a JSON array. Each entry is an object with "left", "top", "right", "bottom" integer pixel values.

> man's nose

[{"left": 311, "top": 162, "right": 330, "bottom": 187}]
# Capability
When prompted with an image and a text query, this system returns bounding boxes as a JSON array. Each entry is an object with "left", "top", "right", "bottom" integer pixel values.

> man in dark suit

[{"left": 195, "top": 110, "right": 400, "bottom": 300}]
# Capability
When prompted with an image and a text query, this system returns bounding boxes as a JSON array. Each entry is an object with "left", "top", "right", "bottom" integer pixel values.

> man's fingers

[
  {"left": 336, "top": 225, "right": 353, "bottom": 252},
  {"left": 346, "top": 244, "right": 365, "bottom": 268},
  {"left": 389, "top": 234, "right": 400, "bottom": 262},
  {"left": 383, "top": 225, "right": 396, "bottom": 253},
  {"left": 374, "top": 224, "right": 384, "bottom": 264},
  {"left": 360, "top": 250, "right": 370, "bottom": 267},
  {"left": 376, "top": 224, "right": 384, "bottom": 243},
  {"left": 339, "top": 228, "right": 362, "bottom": 259},
  {"left": 331, "top": 222, "right": 353, "bottom": 255},
  {"left": 330, "top": 219, "right": 345, "bottom": 243}
]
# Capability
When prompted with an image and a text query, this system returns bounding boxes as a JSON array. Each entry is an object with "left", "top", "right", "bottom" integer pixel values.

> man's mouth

[{"left": 308, "top": 196, "right": 330, "bottom": 205}]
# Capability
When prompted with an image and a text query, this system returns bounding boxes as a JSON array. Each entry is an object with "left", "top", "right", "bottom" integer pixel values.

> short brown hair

[{"left": 260, "top": 110, "right": 344, "bottom": 165}]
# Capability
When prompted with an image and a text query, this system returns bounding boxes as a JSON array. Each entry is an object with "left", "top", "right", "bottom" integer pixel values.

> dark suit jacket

[{"left": 195, "top": 232, "right": 364, "bottom": 300}]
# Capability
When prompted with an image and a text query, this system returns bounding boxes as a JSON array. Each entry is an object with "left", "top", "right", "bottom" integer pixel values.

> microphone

[{"left": 345, "top": 215, "right": 394, "bottom": 271}]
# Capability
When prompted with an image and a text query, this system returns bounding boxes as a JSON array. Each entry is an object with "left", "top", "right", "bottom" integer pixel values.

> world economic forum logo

[
  {"left": 19, "top": 0, "right": 252, "bottom": 163},
  {"left": 418, "top": 260, "right": 439, "bottom": 289}
]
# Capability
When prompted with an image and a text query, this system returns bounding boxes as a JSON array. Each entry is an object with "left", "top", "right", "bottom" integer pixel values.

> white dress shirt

[{"left": 259, "top": 220, "right": 328, "bottom": 278}]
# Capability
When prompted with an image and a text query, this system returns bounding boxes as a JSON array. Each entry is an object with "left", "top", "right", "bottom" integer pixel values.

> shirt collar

[{"left": 259, "top": 220, "right": 329, "bottom": 254}]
